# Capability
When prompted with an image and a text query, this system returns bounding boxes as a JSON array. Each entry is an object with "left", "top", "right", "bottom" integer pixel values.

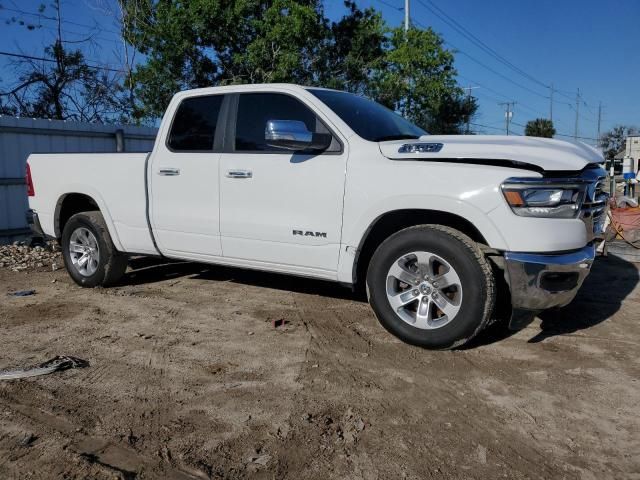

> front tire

[
  {"left": 366, "top": 225, "right": 495, "bottom": 349},
  {"left": 61, "top": 211, "right": 128, "bottom": 287}
]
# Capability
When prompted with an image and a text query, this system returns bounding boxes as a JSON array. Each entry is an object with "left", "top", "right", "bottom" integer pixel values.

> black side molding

[
  {"left": 144, "top": 152, "right": 163, "bottom": 257},
  {"left": 392, "top": 157, "right": 545, "bottom": 174}
]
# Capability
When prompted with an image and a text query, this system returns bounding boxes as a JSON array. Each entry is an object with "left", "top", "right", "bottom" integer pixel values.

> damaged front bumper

[{"left": 504, "top": 245, "right": 595, "bottom": 329}]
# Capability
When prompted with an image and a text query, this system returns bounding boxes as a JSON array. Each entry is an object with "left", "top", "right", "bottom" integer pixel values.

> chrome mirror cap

[{"left": 265, "top": 120, "right": 313, "bottom": 150}]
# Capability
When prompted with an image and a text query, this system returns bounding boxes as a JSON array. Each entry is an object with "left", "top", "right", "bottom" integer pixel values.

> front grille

[{"left": 580, "top": 174, "right": 608, "bottom": 241}]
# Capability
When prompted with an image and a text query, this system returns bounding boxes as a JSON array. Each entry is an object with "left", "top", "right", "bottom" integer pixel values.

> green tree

[
  {"left": 0, "top": 0, "right": 127, "bottom": 122},
  {"left": 0, "top": 40, "right": 125, "bottom": 122},
  {"left": 600, "top": 125, "right": 639, "bottom": 161},
  {"left": 367, "top": 27, "right": 476, "bottom": 134},
  {"left": 231, "top": 0, "right": 327, "bottom": 84},
  {"left": 121, "top": 0, "right": 329, "bottom": 118},
  {"left": 121, "top": 0, "right": 476, "bottom": 132},
  {"left": 524, "top": 118, "right": 556, "bottom": 138},
  {"left": 316, "top": 1, "right": 386, "bottom": 93}
]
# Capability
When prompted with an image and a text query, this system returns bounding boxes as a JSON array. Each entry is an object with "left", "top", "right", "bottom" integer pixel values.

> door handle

[
  {"left": 226, "top": 170, "right": 253, "bottom": 179},
  {"left": 158, "top": 168, "right": 180, "bottom": 176}
]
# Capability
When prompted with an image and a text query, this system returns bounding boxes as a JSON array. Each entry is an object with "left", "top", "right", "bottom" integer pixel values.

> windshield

[{"left": 307, "top": 88, "right": 427, "bottom": 142}]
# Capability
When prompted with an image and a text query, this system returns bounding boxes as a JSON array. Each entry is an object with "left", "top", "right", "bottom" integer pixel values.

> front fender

[{"left": 336, "top": 195, "right": 508, "bottom": 284}]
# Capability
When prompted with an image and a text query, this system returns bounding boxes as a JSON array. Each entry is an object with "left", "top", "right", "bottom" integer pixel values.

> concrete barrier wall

[{"left": 0, "top": 116, "right": 157, "bottom": 244}]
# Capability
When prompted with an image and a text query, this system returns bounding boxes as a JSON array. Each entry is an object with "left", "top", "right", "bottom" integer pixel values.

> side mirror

[{"left": 265, "top": 119, "right": 331, "bottom": 152}]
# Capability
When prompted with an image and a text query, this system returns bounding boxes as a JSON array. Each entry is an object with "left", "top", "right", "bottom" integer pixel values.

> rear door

[
  {"left": 149, "top": 94, "right": 227, "bottom": 258},
  {"left": 219, "top": 92, "right": 347, "bottom": 276}
]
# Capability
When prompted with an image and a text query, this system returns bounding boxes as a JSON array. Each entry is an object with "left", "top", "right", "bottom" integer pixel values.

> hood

[{"left": 378, "top": 135, "right": 604, "bottom": 172}]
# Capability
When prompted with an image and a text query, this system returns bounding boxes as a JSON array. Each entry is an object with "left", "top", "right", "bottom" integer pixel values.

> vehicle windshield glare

[{"left": 307, "top": 88, "right": 427, "bottom": 142}]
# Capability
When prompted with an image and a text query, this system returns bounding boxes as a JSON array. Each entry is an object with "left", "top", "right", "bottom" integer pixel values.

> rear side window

[
  {"left": 235, "top": 93, "right": 328, "bottom": 152},
  {"left": 168, "top": 95, "right": 224, "bottom": 151}
]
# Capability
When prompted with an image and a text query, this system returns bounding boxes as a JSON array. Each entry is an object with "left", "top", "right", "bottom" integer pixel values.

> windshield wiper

[{"left": 373, "top": 134, "right": 421, "bottom": 142}]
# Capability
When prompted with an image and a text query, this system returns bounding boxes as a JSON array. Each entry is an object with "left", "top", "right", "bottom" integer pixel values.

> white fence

[{"left": 0, "top": 116, "right": 157, "bottom": 244}]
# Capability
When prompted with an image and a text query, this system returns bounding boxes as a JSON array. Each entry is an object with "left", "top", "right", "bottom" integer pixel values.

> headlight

[{"left": 501, "top": 182, "right": 586, "bottom": 218}]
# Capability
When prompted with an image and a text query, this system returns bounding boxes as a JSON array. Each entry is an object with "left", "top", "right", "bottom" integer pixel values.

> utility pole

[
  {"left": 499, "top": 102, "right": 516, "bottom": 135},
  {"left": 463, "top": 86, "right": 480, "bottom": 134},
  {"left": 574, "top": 88, "right": 580, "bottom": 140},
  {"left": 549, "top": 83, "right": 554, "bottom": 122},
  {"left": 597, "top": 102, "right": 603, "bottom": 146},
  {"left": 404, "top": 0, "right": 410, "bottom": 34}
]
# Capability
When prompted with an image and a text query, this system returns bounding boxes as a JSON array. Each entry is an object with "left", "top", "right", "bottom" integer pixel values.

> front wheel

[
  {"left": 61, "top": 211, "right": 128, "bottom": 287},
  {"left": 366, "top": 225, "right": 495, "bottom": 349}
]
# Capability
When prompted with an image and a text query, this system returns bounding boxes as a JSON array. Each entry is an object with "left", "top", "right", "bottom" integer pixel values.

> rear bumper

[
  {"left": 504, "top": 245, "right": 595, "bottom": 329},
  {"left": 27, "top": 209, "right": 45, "bottom": 237}
]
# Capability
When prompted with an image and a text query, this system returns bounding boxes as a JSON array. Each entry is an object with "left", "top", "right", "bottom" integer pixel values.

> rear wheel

[
  {"left": 61, "top": 211, "right": 128, "bottom": 287},
  {"left": 366, "top": 225, "right": 495, "bottom": 349}
]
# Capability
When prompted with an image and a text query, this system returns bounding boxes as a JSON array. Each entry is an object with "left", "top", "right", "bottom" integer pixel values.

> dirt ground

[{"left": 0, "top": 254, "right": 639, "bottom": 480}]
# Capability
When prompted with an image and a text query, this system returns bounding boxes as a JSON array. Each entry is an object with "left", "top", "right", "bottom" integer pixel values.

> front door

[
  {"left": 149, "top": 94, "right": 225, "bottom": 258},
  {"left": 219, "top": 92, "right": 347, "bottom": 276}
]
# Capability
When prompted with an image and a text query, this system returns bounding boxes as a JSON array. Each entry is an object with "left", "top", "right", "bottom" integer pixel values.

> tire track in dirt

[
  {"left": 1, "top": 261, "right": 638, "bottom": 479},
  {"left": 0, "top": 386, "right": 203, "bottom": 479},
  {"left": 275, "top": 293, "right": 580, "bottom": 479}
]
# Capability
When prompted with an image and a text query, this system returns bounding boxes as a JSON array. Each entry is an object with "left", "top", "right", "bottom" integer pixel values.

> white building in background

[
  {"left": 622, "top": 135, "right": 640, "bottom": 181},
  {"left": 626, "top": 135, "right": 640, "bottom": 159}
]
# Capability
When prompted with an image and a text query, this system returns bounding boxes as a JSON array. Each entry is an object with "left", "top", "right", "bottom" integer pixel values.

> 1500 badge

[{"left": 293, "top": 230, "right": 327, "bottom": 238}]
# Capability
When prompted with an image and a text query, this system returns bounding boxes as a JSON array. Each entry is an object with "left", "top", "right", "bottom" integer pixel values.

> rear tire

[
  {"left": 366, "top": 225, "right": 495, "bottom": 349},
  {"left": 61, "top": 211, "right": 128, "bottom": 288}
]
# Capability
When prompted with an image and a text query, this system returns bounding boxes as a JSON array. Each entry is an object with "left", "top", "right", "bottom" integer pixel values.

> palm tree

[{"left": 524, "top": 118, "right": 556, "bottom": 138}]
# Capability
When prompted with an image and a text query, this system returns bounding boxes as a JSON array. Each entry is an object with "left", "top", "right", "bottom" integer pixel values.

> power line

[
  {"left": 0, "top": 50, "right": 123, "bottom": 73},
  {"left": 457, "top": 74, "right": 511, "bottom": 101},
  {"left": 470, "top": 121, "right": 523, "bottom": 135},
  {"left": 458, "top": 73, "right": 562, "bottom": 125},
  {"left": 414, "top": 0, "right": 550, "bottom": 90},
  {"left": 0, "top": 5, "right": 121, "bottom": 36},
  {"left": 411, "top": 21, "right": 549, "bottom": 99},
  {"left": 411, "top": 18, "right": 551, "bottom": 100},
  {"left": 410, "top": 20, "right": 577, "bottom": 135},
  {"left": 408, "top": 1, "right": 602, "bottom": 120},
  {"left": 450, "top": 44, "right": 550, "bottom": 99},
  {"left": 511, "top": 121, "right": 598, "bottom": 142},
  {"left": 0, "top": 15, "right": 121, "bottom": 46}
]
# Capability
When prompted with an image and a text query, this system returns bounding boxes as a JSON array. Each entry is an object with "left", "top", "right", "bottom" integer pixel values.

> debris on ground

[
  {"left": 9, "top": 289, "right": 36, "bottom": 297},
  {"left": 607, "top": 207, "right": 640, "bottom": 260},
  {"left": 18, "top": 433, "right": 37, "bottom": 447},
  {"left": 248, "top": 454, "right": 271, "bottom": 466},
  {"left": 0, "top": 356, "right": 89, "bottom": 381},
  {"left": 0, "top": 240, "right": 62, "bottom": 272},
  {"left": 615, "top": 196, "right": 639, "bottom": 208},
  {"left": 272, "top": 318, "right": 288, "bottom": 328}
]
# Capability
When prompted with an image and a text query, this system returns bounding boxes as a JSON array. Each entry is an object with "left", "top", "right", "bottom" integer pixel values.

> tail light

[{"left": 26, "top": 163, "right": 35, "bottom": 197}]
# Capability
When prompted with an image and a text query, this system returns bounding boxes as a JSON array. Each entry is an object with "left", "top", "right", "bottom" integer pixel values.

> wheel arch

[
  {"left": 54, "top": 192, "right": 124, "bottom": 252},
  {"left": 351, "top": 209, "right": 491, "bottom": 287}
]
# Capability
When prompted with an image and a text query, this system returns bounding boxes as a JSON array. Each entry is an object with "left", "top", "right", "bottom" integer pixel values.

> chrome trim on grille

[{"left": 580, "top": 174, "right": 608, "bottom": 242}]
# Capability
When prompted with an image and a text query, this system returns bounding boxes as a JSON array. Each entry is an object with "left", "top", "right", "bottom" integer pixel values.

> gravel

[{"left": 0, "top": 240, "right": 62, "bottom": 272}]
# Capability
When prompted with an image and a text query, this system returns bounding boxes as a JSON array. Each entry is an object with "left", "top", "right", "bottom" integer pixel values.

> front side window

[
  {"left": 168, "top": 95, "right": 224, "bottom": 151},
  {"left": 235, "top": 93, "right": 331, "bottom": 152},
  {"left": 307, "top": 88, "right": 426, "bottom": 142}
]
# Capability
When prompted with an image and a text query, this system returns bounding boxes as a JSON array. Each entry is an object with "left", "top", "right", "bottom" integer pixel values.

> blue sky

[{"left": 1, "top": 0, "right": 638, "bottom": 143}]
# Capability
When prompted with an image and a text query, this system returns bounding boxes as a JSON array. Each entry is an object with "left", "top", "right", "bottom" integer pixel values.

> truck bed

[{"left": 28, "top": 153, "right": 157, "bottom": 254}]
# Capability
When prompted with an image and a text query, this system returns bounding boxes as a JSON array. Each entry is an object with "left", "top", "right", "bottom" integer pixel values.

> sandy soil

[{"left": 0, "top": 254, "right": 639, "bottom": 480}]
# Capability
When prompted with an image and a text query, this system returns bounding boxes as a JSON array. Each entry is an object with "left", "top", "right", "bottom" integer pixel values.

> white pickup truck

[{"left": 27, "top": 84, "right": 607, "bottom": 349}]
